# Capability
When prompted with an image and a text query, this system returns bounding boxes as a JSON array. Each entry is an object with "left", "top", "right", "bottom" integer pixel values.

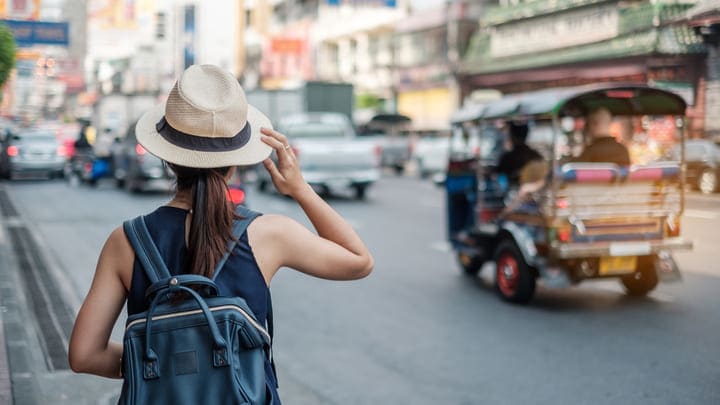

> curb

[
  {"left": 0, "top": 222, "right": 14, "bottom": 405},
  {"left": 0, "top": 296, "right": 12, "bottom": 405}
]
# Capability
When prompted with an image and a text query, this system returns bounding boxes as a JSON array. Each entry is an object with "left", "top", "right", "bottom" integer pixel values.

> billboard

[{"left": 2, "top": 19, "right": 69, "bottom": 46}]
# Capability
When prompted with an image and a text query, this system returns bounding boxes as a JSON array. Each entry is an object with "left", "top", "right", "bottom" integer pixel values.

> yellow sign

[{"left": 397, "top": 87, "right": 453, "bottom": 130}]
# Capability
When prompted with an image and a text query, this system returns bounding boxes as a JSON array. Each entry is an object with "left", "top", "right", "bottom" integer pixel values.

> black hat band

[{"left": 155, "top": 117, "right": 251, "bottom": 152}]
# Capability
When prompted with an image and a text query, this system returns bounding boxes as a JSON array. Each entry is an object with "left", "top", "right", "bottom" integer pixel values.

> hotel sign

[
  {"left": 489, "top": 5, "right": 618, "bottom": 58},
  {"left": 2, "top": 19, "right": 69, "bottom": 47}
]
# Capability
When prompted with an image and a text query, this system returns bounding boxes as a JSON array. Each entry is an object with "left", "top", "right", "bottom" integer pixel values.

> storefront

[
  {"left": 686, "top": 0, "right": 720, "bottom": 138},
  {"left": 393, "top": 1, "right": 480, "bottom": 131},
  {"left": 459, "top": 1, "right": 706, "bottom": 134},
  {"left": 397, "top": 85, "right": 454, "bottom": 131}
]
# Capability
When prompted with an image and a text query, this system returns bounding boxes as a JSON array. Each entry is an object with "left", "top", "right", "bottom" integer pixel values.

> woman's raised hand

[{"left": 260, "top": 127, "right": 310, "bottom": 198}]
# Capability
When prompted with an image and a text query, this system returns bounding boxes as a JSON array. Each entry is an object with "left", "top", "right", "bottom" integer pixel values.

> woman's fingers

[
  {"left": 261, "top": 127, "right": 288, "bottom": 145},
  {"left": 263, "top": 158, "right": 281, "bottom": 179},
  {"left": 261, "top": 128, "right": 293, "bottom": 163},
  {"left": 261, "top": 133, "right": 284, "bottom": 151}
]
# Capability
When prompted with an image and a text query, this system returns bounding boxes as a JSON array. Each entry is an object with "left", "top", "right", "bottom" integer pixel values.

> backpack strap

[
  {"left": 267, "top": 293, "right": 278, "bottom": 388},
  {"left": 123, "top": 216, "right": 172, "bottom": 283},
  {"left": 212, "top": 205, "right": 262, "bottom": 280}
]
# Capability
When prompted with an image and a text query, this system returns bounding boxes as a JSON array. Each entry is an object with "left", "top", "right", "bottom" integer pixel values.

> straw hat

[{"left": 135, "top": 64, "right": 272, "bottom": 168}]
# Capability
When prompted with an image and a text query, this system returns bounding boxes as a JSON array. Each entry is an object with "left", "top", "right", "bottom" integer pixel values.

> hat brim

[{"left": 135, "top": 103, "right": 273, "bottom": 168}]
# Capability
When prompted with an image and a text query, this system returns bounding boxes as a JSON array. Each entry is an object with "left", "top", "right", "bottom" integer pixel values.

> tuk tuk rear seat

[
  {"left": 554, "top": 162, "right": 682, "bottom": 218},
  {"left": 559, "top": 162, "right": 681, "bottom": 183}
]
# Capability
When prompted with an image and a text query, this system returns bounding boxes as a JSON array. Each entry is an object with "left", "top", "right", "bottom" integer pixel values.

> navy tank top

[{"left": 126, "top": 206, "right": 280, "bottom": 403}]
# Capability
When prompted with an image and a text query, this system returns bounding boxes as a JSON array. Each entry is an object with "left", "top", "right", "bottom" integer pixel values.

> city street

[{"left": 0, "top": 174, "right": 718, "bottom": 404}]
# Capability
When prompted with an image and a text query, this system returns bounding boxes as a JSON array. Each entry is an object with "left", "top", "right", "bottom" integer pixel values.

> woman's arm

[
  {"left": 68, "top": 226, "right": 131, "bottom": 378},
  {"left": 255, "top": 127, "right": 374, "bottom": 281}
]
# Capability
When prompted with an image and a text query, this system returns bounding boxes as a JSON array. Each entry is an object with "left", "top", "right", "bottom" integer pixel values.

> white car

[
  {"left": 257, "top": 112, "right": 381, "bottom": 199},
  {"left": 413, "top": 135, "right": 450, "bottom": 179}
]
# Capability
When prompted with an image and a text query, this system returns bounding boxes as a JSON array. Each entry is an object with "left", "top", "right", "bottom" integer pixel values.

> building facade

[
  {"left": 687, "top": 0, "right": 720, "bottom": 138},
  {"left": 393, "top": 0, "right": 482, "bottom": 130},
  {"left": 459, "top": 0, "right": 706, "bottom": 135},
  {"left": 313, "top": 1, "right": 407, "bottom": 110}
]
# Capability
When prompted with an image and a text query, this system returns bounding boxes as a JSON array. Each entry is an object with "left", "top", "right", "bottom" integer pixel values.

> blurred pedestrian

[
  {"left": 68, "top": 64, "right": 374, "bottom": 403},
  {"left": 573, "top": 107, "right": 631, "bottom": 166},
  {"left": 73, "top": 120, "right": 92, "bottom": 151}
]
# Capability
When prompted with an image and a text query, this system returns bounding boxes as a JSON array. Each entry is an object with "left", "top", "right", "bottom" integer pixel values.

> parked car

[
  {"left": 3, "top": 129, "right": 66, "bottom": 179},
  {"left": 670, "top": 139, "right": 720, "bottom": 194},
  {"left": 111, "top": 122, "right": 174, "bottom": 192},
  {"left": 357, "top": 113, "right": 413, "bottom": 175},
  {"left": 0, "top": 121, "right": 16, "bottom": 179},
  {"left": 413, "top": 131, "right": 452, "bottom": 180},
  {"left": 257, "top": 112, "right": 381, "bottom": 199}
]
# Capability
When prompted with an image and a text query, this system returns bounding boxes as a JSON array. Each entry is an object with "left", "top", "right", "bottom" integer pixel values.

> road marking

[
  {"left": 683, "top": 209, "right": 719, "bottom": 220},
  {"left": 430, "top": 241, "right": 451, "bottom": 252}
]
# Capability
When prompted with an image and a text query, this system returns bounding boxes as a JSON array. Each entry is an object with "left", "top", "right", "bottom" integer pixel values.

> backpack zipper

[{"left": 126, "top": 304, "right": 271, "bottom": 342}]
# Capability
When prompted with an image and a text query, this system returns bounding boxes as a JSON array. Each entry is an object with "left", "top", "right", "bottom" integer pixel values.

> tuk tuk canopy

[{"left": 453, "top": 84, "right": 687, "bottom": 123}]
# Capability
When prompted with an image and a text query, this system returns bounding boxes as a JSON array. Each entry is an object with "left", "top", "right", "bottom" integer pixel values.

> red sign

[{"left": 270, "top": 37, "right": 303, "bottom": 55}]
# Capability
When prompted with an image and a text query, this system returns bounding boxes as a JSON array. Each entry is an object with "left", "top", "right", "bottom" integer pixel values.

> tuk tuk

[{"left": 445, "top": 84, "right": 693, "bottom": 303}]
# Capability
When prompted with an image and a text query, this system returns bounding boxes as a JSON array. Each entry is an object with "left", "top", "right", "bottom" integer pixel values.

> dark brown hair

[{"left": 168, "top": 163, "right": 237, "bottom": 278}]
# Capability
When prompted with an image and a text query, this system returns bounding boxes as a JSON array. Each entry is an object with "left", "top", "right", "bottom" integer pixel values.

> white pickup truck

[{"left": 256, "top": 112, "right": 381, "bottom": 199}]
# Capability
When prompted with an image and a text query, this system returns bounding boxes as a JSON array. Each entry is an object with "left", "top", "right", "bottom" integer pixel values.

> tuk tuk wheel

[
  {"left": 457, "top": 252, "right": 483, "bottom": 276},
  {"left": 494, "top": 241, "right": 536, "bottom": 304},
  {"left": 621, "top": 256, "right": 659, "bottom": 296}
]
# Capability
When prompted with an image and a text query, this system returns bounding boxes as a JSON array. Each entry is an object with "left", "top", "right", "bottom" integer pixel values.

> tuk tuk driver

[
  {"left": 495, "top": 122, "right": 547, "bottom": 215},
  {"left": 574, "top": 107, "right": 631, "bottom": 166},
  {"left": 496, "top": 121, "right": 543, "bottom": 185}
]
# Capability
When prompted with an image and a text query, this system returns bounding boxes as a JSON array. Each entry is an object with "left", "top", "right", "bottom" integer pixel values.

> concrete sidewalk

[
  {"left": 1, "top": 302, "right": 11, "bottom": 405},
  {"left": 1, "top": 216, "right": 14, "bottom": 405},
  {"left": 0, "top": 190, "right": 120, "bottom": 404}
]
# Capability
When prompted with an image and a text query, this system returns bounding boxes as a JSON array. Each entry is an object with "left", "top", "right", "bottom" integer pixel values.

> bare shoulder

[
  {"left": 106, "top": 226, "right": 132, "bottom": 253},
  {"left": 248, "top": 213, "right": 306, "bottom": 240},
  {"left": 99, "top": 226, "right": 135, "bottom": 285}
]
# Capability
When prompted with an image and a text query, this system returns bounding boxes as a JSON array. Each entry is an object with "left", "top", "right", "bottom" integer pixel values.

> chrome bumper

[{"left": 550, "top": 238, "right": 693, "bottom": 259}]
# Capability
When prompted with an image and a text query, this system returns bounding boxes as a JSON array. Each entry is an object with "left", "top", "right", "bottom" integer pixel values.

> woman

[{"left": 68, "top": 65, "right": 374, "bottom": 402}]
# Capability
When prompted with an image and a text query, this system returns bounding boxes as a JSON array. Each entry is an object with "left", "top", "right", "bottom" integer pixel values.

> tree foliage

[{"left": 0, "top": 23, "right": 16, "bottom": 88}]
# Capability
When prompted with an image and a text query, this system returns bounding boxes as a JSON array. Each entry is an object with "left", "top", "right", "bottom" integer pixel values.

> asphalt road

[{"left": 1, "top": 175, "right": 719, "bottom": 404}]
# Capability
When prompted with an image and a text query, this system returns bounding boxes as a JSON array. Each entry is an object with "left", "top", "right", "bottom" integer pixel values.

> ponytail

[{"left": 169, "top": 164, "right": 236, "bottom": 278}]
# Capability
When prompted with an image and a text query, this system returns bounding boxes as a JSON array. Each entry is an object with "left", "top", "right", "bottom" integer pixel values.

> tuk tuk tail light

[
  {"left": 551, "top": 226, "right": 571, "bottom": 243},
  {"left": 665, "top": 215, "right": 680, "bottom": 237}
]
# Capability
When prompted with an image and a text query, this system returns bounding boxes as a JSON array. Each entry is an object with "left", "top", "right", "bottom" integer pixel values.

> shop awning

[{"left": 461, "top": 2, "right": 705, "bottom": 76}]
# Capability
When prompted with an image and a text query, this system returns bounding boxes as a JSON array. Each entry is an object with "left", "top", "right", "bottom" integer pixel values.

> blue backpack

[{"left": 120, "top": 207, "right": 272, "bottom": 404}]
